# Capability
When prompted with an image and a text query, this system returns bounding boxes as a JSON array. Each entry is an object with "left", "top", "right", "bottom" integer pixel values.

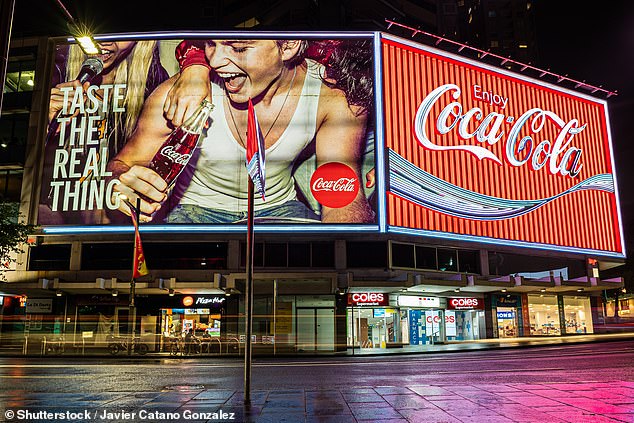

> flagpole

[
  {"left": 128, "top": 197, "right": 140, "bottom": 356},
  {"left": 244, "top": 177, "right": 255, "bottom": 405}
]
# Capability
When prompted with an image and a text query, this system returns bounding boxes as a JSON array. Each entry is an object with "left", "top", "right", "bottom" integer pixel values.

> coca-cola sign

[
  {"left": 159, "top": 145, "right": 192, "bottom": 165},
  {"left": 348, "top": 292, "right": 389, "bottom": 307},
  {"left": 382, "top": 34, "right": 623, "bottom": 257},
  {"left": 310, "top": 162, "right": 360, "bottom": 208},
  {"left": 447, "top": 298, "right": 484, "bottom": 310}
]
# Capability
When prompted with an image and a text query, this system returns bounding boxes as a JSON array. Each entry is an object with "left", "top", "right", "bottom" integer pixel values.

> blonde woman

[{"left": 40, "top": 41, "right": 168, "bottom": 224}]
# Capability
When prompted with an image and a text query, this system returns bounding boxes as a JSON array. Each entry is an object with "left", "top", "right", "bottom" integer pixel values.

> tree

[{"left": 0, "top": 202, "right": 36, "bottom": 279}]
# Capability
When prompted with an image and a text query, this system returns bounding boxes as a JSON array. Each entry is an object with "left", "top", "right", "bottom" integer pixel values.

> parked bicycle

[
  {"left": 44, "top": 336, "right": 65, "bottom": 355},
  {"left": 107, "top": 335, "right": 148, "bottom": 355}
]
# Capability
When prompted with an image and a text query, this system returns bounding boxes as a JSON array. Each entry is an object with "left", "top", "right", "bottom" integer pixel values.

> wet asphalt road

[{"left": 1, "top": 340, "right": 632, "bottom": 393}]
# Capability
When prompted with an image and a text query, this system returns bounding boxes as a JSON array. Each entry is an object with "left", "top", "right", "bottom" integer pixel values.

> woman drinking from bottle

[{"left": 108, "top": 38, "right": 375, "bottom": 224}]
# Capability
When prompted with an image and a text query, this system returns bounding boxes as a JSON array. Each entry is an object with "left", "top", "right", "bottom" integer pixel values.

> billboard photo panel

[
  {"left": 381, "top": 34, "right": 623, "bottom": 257},
  {"left": 38, "top": 34, "right": 378, "bottom": 232}
]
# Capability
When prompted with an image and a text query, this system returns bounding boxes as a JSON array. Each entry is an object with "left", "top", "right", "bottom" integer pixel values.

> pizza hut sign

[
  {"left": 447, "top": 298, "right": 484, "bottom": 310},
  {"left": 347, "top": 293, "right": 389, "bottom": 307}
]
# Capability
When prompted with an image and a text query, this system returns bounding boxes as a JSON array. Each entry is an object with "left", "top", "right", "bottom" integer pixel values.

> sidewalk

[{"left": 2, "top": 380, "right": 634, "bottom": 422}]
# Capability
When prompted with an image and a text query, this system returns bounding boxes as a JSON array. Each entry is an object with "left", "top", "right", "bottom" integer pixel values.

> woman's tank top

[{"left": 173, "top": 60, "right": 323, "bottom": 212}]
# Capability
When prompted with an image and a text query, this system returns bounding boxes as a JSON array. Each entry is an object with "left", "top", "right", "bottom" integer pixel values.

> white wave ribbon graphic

[{"left": 388, "top": 149, "right": 615, "bottom": 220}]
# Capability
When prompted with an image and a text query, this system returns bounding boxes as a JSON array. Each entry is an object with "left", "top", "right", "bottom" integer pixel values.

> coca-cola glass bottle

[{"left": 149, "top": 99, "right": 214, "bottom": 187}]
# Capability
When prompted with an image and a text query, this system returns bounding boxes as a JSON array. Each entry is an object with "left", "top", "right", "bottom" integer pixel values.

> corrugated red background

[{"left": 382, "top": 37, "right": 622, "bottom": 254}]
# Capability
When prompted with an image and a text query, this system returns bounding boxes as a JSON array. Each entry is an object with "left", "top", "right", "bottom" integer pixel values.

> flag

[
  {"left": 130, "top": 211, "right": 148, "bottom": 278},
  {"left": 246, "top": 98, "right": 266, "bottom": 200}
]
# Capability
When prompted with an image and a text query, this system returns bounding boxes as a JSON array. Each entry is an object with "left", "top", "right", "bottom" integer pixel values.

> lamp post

[{"left": 120, "top": 195, "right": 141, "bottom": 355}]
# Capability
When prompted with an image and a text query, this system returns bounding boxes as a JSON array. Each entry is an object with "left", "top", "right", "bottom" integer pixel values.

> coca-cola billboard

[
  {"left": 36, "top": 34, "right": 378, "bottom": 230},
  {"left": 382, "top": 34, "right": 623, "bottom": 257}
]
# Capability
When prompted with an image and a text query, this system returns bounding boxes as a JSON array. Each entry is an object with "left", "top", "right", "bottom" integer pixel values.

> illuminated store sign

[
  {"left": 348, "top": 293, "right": 389, "bottom": 307},
  {"left": 182, "top": 296, "right": 225, "bottom": 307},
  {"left": 382, "top": 33, "right": 624, "bottom": 257},
  {"left": 447, "top": 298, "right": 484, "bottom": 310},
  {"left": 397, "top": 296, "right": 440, "bottom": 308}
]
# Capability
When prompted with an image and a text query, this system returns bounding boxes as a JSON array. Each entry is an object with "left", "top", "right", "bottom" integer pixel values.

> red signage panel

[
  {"left": 381, "top": 34, "right": 623, "bottom": 256},
  {"left": 347, "top": 293, "right": 389, "bottom": 307},
  {"left": 447, "top": 298, "right": 484, "bottom": 310}
]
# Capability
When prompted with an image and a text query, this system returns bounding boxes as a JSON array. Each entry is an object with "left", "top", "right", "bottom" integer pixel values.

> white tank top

[{"left": 174, "top": 60, "right": 323, "bottom": 212}]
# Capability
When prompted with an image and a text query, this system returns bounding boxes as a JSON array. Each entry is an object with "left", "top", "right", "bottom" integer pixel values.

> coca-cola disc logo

[{"left": 310, "top": 162, "right": 359, "bottom": 208}]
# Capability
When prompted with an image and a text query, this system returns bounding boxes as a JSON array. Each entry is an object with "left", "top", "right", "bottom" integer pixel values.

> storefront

[
  {"left": 346, "top": 293, "right": 395, "bottom": 349},
  {"left": 527, "top": 294, "right": 561, "bottom": 335},
  {"left": 446, "top": 298, "right": 486, "bottom": 341},
  {"left": 562, "top": 296, "right": 593, "bottom": 334},
  {"left": 494, "top": 295, "right": 523, "bottom": 338},
  {"left": 397, "top": 295, "right": 444, "bottom": 346},
  {"left": 159, "top": 295, "right": 226, "bottom": 351}
]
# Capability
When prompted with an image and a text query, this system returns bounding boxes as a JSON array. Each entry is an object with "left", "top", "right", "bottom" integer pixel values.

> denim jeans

[{"left": 165, "top": 200, "right": 320, "bottom": 224}]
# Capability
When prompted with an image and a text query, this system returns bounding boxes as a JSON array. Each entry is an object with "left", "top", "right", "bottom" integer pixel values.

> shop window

[
  {"left": 391, "top": 243, "right": 415, "bottom": 268},
  {"left": 563, "top": 296, "right": 593, "bottom": 334},
  {"left": 347, "top": 241, "right": 387, "bottom": 268},
  {"left": 415, "top": 246, "right": 437, "bottom": 270},
  {"left": 29, "top": 244, "right": 72, "bottom": 270},
  {"left": 264, "top": 243, "right": 288, "bottom": 267},
  {"left": 81, "top": 243, "right": 132, "bottom": 270},
  {"left": 437, "top": 249, "right": 458, "bottom": 272},
  {"left": 288, "top": 243, "right": 310, "bottom": 267},
  {"left": 527, "top": 294, "right": 560, "bottom": 335},
  {"left": 311, "top": 242, "right": 334, "bottom": 268},
  {"left": 458, "top": 250, "right": 480, "bottom": 273}
]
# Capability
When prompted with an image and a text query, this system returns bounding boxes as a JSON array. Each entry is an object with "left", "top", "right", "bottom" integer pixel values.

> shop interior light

[
  {"left": 454, "top": 288, "right": 460, "bottom": 293},
  {"left": 168, "top": 289, "right": 175, "bottom": 297},
  {"left": 55, "top": 290, "right": 62, "bottom": 297},
  {"left": 576, "top": 288, "right": 584, "bottom": 292},
  {"left": 622, "top": 288, "right": 627, "bottom": 294},
  {"left": 111, "top": 290, "right": 118, "bottom": 297},
  {"left": 501, "top": 289, "right": 507, "bottom": 293},
  {"left": 540, "top": 288, "right": 546, "bottom": 293}
]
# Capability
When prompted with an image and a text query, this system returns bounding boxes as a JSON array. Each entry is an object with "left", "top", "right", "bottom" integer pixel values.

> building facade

[{"left": 0, "top": 30, "right": 625, "bottom": 356}]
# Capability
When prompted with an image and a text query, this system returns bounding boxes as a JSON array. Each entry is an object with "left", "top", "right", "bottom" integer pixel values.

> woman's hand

[
  {"left": 112, "top": 164, "right": 167, "bottom": 222},
  {"left": 163, "top": 65, "right": 211, "bottom": 126}
]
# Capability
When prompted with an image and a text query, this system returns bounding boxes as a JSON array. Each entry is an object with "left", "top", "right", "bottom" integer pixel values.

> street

[{"left": 0, "top": 340, "right": 633, "bottom": 422}]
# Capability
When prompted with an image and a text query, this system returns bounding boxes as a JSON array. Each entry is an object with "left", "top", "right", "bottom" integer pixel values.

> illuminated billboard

[
  {"left": 381, "top": 34, "right": 624, "bottom": 257},
  {"left": 38, "top": 34, "right": 378, "bottom": 232}
]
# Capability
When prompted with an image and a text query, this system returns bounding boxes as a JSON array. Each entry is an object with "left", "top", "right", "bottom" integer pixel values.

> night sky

[{"left": 12, "top": 0, "right": 634, "bottom": 250}]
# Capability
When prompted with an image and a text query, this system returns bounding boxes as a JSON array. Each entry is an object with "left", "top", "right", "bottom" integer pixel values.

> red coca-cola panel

[{"left": 381, "top": 34, "right": 623, "bottom": 255}]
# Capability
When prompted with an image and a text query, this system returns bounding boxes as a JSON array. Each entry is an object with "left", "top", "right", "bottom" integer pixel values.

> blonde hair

[{"left": 66, "top": 41, "right": 157, "bottom": 151}]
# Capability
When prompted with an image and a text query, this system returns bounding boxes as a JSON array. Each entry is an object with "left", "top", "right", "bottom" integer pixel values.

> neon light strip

[
  {"left": 603, "top": 106, "right": 627, "bottom": 256},
  {"left": 374, "top": 32, "right": 387, "bottom": 233},
  {"left": 66, "top": 31, "right": 377, "bottom": 43},
  {"left": 42, "top": 225, "right": 380, "bottom": 234},
  {"left": 380, "top": 33, "right": 609, "bottom": 106},
  {"left": 388, "top": 226, "right": 626, "bottom": 259}
]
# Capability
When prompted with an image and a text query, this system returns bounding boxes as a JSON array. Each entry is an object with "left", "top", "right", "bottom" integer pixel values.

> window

[
  {"left": 29, "top": 244, "right": 72, "bottom": 270},
  {"left": 82, "top": 242, "right": 228, "bottom": 270},
  {"left": 458, "top": 250, "right": 480, "bottom": 273},
  {"left": 437, "top": 249, "right": 458, "bottom": 272},
  {"left": 3, "top": 60, "right": 35, "bottom": 93},
  {"left": 0, "top": 114, "right": 28, "bottom": 165},
  {"left": 392, "top": 243, "right": 415, "bottom": 268},
  {"left": 415, "top": 246, "right": 437, "bottom": 270},
  {"left": 81, "top": 243, "right": 132, "bottom": 270},
  {"left": 347, "top": 242, "right": 387, "bottom": 268},
  {"left": 240, "top": 241, "right": 334, "bottom": 268}
]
